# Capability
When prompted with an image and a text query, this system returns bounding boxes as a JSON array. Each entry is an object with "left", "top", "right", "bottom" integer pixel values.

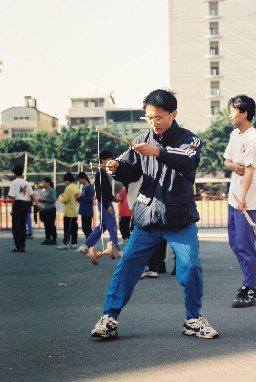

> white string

[{"left": 97, "top": 130, "right": 105, "bottom": 252}]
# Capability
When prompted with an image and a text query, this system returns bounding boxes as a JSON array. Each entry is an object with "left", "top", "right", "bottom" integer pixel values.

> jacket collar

[{"left": 152, "top": 120, "right": 180, "bottom": 146}]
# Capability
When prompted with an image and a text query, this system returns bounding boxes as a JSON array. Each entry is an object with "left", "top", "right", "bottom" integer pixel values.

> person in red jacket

[{"left": 118, "top": 185, "right": 132, "bottom": 245}]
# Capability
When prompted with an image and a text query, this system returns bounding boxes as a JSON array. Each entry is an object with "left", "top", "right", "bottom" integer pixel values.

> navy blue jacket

[
  {"left": 78, "top": 185, "right": 94, "bottom": 217},
  {"left": 95, "top": 169, "right": 114, "bottom": 210},
  {"left": 113, "top": 120, "right": 201, "bottom": 229}
]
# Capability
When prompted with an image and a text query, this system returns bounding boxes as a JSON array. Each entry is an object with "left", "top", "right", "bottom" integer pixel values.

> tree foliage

[
  {"left": 197, "top": 109, "right": 256, "bottom": 176},
  {"left": 0, "top": 125, "right": 136, "bottom": 173}
]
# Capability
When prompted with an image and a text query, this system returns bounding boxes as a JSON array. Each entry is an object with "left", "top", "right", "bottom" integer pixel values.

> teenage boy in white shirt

[
  {"left": 8, "top": 165, "right": 34, "bottom": 252},
  {"left": 224, "top": 94, "right": 256, "bottom": 308}
]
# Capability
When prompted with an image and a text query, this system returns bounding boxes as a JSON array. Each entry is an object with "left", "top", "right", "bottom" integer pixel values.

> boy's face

[
  {"left": 101, "top": 157, "right": 112, "bottom": 166},
  {"left": 229, "top": 106, "right": 247, "bottom": 127},
  {"left": 144, "top": 105, "right": 177, "bottom": 136}
]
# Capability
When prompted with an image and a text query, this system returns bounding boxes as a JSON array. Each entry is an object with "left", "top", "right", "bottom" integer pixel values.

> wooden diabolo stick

[
  {"left": 95, "top": 127, "right": 132, "bottom": 147},
  {"left": 233, "top": 193, "right": 256, "bottom": 227}
]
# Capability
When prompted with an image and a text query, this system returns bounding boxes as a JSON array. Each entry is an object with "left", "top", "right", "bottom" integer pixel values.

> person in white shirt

[
  {"left": 8, "top": 165, "right": 35, "bottom": 252},
  {"left": 224, "top": 94, "right": 256, "bottom": 308}
]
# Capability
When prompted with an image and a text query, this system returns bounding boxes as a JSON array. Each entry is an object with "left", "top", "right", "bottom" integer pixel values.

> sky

[{"left": 0, "top": 0, "right": 169, "bottom": 126}]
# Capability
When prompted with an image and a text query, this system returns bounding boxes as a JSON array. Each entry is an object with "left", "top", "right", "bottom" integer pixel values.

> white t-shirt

[
  {"left": 223, "top": 127, "right": 256, "bottom": 210},
  {"left": 8, "top": 178, "right": 34, "bottom": 201}
]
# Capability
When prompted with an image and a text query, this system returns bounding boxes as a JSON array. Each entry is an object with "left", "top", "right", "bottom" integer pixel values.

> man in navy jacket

[{"left": 91, "top": 89, "right": 219, "bottom": 339}]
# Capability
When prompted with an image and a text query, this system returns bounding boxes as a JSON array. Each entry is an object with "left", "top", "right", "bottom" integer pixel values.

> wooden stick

[
  {"left": 96, "top": 127, "right": 132, "bottom": 146},
  {"left": 88, "top": 162, "right": 107, "bottom": 169},
  {"left": 233, "top": 193, "right": 256, "bottom": 227}
]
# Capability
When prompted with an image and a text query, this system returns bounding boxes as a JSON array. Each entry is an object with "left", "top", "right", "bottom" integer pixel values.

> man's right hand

[
  {"left": 233, "top": 162, "right": 245, "bottom": 176},
  {"left": 106, "top": 160, "right": 119, "bottom": 174}
]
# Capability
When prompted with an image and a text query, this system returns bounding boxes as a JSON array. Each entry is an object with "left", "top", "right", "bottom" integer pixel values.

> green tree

[{"left": 197, "top": 109, "right": 256, "bottom": 176}]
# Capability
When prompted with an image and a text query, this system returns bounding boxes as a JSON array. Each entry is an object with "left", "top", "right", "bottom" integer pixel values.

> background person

[
  {"left": 224, "top": 94, "right": 256, "bottom": 308},
  {"left": 33, "top": 181, "right": 42, "bottom": 224},
  {"left": 36, "top": 177, "right": 57, "bottom": 245},
  {"left": 117, "top": 185, "right": 132, "bottom": 245},
  {"left": 76, "top": 172, "right": 94, "bottom": 239},
  {"left": 79, "top": 150, "right": 121, "bottom": 256},
  {"left": 26, "top": 193, "right": 33, "bottom": 239},
  {"left": 58, "top": 172, "right": 80, "bottom": 250},
  {"left": 8, "top": 165, "right": 35, "bottom": 253}
]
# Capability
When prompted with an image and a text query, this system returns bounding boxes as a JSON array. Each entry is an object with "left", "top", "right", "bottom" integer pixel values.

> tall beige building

[{"left": 169, "top": 0, "right": 256, "bottom": 132}]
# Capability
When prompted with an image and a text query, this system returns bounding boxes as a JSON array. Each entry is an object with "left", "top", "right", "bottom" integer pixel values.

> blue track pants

[
  {"left": 228, "top": 205, "right": 256, "bottom": 288},
  {"left": 85, "top": 202, "right": 120, "bottom": 251},
  {"left": 103, "top": 223, "right": 203, "bottom": 320}
]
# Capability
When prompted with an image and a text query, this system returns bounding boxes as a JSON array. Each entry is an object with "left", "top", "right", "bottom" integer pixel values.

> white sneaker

[
  {"left": 78, "top": 244, "right": 89, "bottom": 254},
  {"left": 57, "top": 245, "right": 69, "bottom": 250},
  {"left": 91, "top": 315, "right": 118, "bottom": 338},
  {"left": 182, "top": 317, "right": 219, "bottom": 339},
  {"left": 140, "top": 270, "right": 158, "bottom": 279},
  {"left": 70, "top": 244, "right": 77, "bottom": 249}
]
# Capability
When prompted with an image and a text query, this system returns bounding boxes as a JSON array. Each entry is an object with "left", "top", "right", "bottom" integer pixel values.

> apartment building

[
  {"left": 169, "top": 0, "right": 256, "bottom": 132},
  {"left": 1, "top": 96, "right": 58, "bottom": 139},
  {"left": 68, "top": 95, "right": 115, "bottom": 127},
  {"left": 68, "top": 95, "right": 147, "bottom": 136},
  {"left": 106, "top": 108, "right": 147, "bottom": 136}
]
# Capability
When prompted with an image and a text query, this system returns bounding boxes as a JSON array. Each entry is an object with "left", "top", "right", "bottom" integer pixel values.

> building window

[
  {"left": 209, "top": 2, "right": 218, "bottom": 16},
  {"left": 210, "top": 81, "right": 220, "bottom": 95},
  {"left": 209, "top": 22, "right": 218, "bottom": 36},
  {"left": 210, "top": 62, "right": 219, "bottom": 75},
  {"left": 210, "top": 41, "right": 219, "bottom": 56},
  {"left": 4, "top": 130, "right": 9, "bottom": 134},
  {"left": 88, "top": 117, "right": 103, "bottom": 125},
  {"left": 84, "top": 100, "right": 89, "bottom": 107},
  {"left": 12, "top": 130, "right": 32, "bottom": 138},
  {"left": 19, "top": 117, "right": 24, "bottom": 120},
  {"left": 211, "top": 101, "right": 220, "bottom": 115},
  {"left": 14, "top": 117, "right": 18, "bottom": 120},
  {"left": 25, "top": 117, "right": 29, "bottom": 120}
]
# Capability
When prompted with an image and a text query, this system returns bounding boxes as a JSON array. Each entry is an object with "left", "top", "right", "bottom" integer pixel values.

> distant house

[
  {"left": 68, "top": 94, "right": 147, "bottom": 136},
  {"left": 1, "top": 96, "right": 58, "bottom": 139}
]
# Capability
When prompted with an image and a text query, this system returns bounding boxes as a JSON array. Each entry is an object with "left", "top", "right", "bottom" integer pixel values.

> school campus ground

[{"left": 1, "top": 229, "right": 256, "bottom": 382}]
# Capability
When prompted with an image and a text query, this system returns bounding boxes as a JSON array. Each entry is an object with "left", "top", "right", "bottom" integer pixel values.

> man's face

[
  {"left": 229, "top": 106, "right": 247, "bottom": 127},
  {"left": 144, "top": 105, "right": 177, "bottom": 136}
]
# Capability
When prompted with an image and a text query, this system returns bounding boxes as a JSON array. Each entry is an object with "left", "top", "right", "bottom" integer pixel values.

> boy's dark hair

[
  {"left": 100, "top": 150, "right": 113, "bottom": 161},
  {"left": 143, "top": 89, "right": 177, "bottom": 113},
  {"left": 12, "top": 165, "right": 23, "bottom": 176},
  {"left": 228, "top": 94, "right": 256, "bottom": 122},
  {"left": 34, "top": 181, "right": 39, "bottom": 186},
  {"left": 63, "top": 172, "right": 75, "bottom": 183},
  {"left": 77, "top": 172, "right": 91, "bottom": 184},
  {"left": 43, "top": 177, "right": 54, "bottom": 188}
]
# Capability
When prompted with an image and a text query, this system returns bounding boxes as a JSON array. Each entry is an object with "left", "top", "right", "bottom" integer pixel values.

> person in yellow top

[{"left": 57, "top": 172, "right": 80, "bottom": 250}]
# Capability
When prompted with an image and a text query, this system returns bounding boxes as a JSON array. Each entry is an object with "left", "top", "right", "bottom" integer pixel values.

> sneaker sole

[
  {"left": 91, "top": 330, "right": 117, "bottom": 338},
  {"left": 182, "top": 329, "right": 219, "bottom": 339},
  {"left": 232, "top": 301, "right": 255, "bottom": 308}
]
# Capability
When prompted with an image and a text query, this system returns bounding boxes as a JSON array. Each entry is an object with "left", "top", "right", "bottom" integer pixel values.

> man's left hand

[{"left": 238, "top": 200, "right": 247, "bottom": 212}]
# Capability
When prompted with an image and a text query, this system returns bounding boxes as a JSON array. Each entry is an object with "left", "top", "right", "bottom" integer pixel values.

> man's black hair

[
  {"left": 100, "top": 150, "right": 113, "bottom": 161},
  {"left": 228, "top": 94, "right": 256, "bottom": 122},
  {"left": 77, "top": 172, "right": 91, "bottom": 184},
  {"left": 63, "top": 172, "right": 75, "bottom": 183},
  {"left": 12, "top": 165, "right": 23, "bottom": 176},
  {"left": 143, "top": 89, "right": 177, "bottom": 113}
]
